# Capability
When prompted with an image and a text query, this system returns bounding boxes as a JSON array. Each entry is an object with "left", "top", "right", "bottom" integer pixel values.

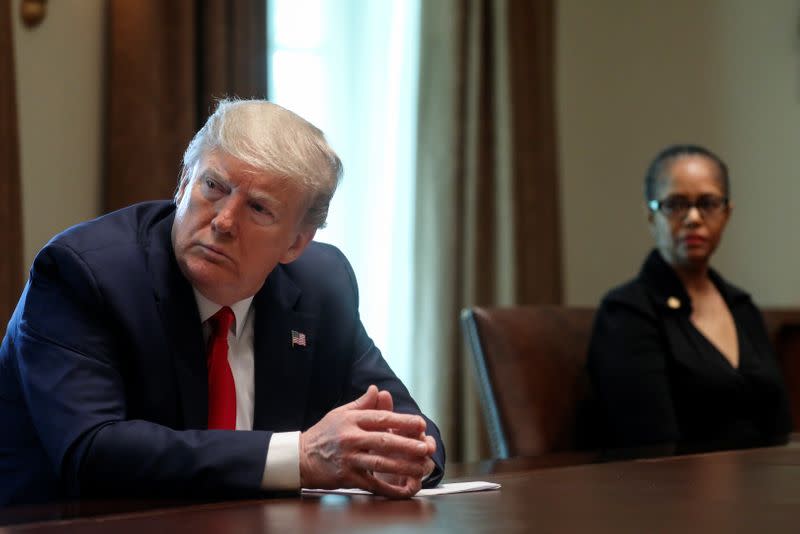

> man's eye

[
  {"left": 250, "top": 202, "right": 276, "bottom": 224},
  {"left": 204, "top": 178, "right": 224, "bottom": 192},
  {"left": 200, "top": 177, "right": 226, "bottom": 199}
]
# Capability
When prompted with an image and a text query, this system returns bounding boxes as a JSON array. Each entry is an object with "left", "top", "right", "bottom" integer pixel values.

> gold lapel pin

[{"left": 667, "top": 296, "right": 681, "bottom": 310}]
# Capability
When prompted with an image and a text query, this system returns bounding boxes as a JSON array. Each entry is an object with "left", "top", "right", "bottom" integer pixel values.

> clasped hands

[{"left": 299, "top": 385, "right": 436, "bottom": 498}]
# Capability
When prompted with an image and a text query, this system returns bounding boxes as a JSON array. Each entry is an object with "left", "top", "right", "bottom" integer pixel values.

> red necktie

[{"left": 207, "top": 306, "right": 236, "bottom": 430}]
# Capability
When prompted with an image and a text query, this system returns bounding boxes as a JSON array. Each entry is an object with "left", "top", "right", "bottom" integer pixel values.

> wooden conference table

[{"left": 3, "top": 438, "right": 800, "bottom": 533}]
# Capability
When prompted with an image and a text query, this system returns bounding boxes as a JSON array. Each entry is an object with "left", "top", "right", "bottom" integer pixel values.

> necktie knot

[{"left": 210, "top": 306, "right": 235, "bottom": 338}]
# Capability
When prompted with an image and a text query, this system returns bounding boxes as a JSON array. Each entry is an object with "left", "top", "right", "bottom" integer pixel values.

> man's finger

[
  {"left": 340, "top": 467, "right": 416, "bottom": 499},
  {"left": 376, "top": 389, "right": 393, "bottom": 412},
  {"left": 351, "top": 430, "right": 431, "bottom": 457},
  {"left": 333, "top": 385, "right": 379, "bottom": 413},
  {"left": 367, "top": 473, "right": 422, "bottom": 499},
  {"left": 356, "top": 410, "right": 426, "bottom": 435},
  {"left": 424, "top": 434, "right": 437, "bottom": 455},
  {"left": 421, "top": 456, "right": 436, "bottom": 479},
  {"left": 351, "top": 452, "right": 428, "bottom": 479}
]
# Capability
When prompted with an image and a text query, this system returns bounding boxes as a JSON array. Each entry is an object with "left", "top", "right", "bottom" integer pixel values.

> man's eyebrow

[
  {"left": 199, "top": 167, "right": 284, "bottom": 207},
  {"left": 198, "top": 168, "right": 227, "bottom": 183},
  {"left": 248, "top": 189, "right": 284, "bottom": 207}
]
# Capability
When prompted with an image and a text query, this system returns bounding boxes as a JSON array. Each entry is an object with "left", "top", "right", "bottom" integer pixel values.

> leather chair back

[
  {"left": 461, "top": 306, "right": 595, "bottom": 459},
  {"left": 762, "top": 309, "right": 800, "bottom": 431},
  {"left": 462, "top": 306, "right": 800, "bottom": 460}
]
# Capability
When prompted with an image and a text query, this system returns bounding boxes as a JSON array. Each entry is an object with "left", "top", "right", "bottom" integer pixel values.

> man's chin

[{"left": 183, "top": 260, "right": 233, "bottom": 290}]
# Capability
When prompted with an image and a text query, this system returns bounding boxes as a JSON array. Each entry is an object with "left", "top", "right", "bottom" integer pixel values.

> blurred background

[{"left": 3, "top": 0, "right": 799, "bottom": 461}]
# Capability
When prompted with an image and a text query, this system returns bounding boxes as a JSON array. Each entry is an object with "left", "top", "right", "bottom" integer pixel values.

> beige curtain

[
  {"left": 0, "top": 0, "right": 23, "bottom": 335},
  {"left": 413, "top": 0, "right": 561, "bottom": 462},
  {"left": 104, "top": 0, "right": 267, "bottom": 212}
]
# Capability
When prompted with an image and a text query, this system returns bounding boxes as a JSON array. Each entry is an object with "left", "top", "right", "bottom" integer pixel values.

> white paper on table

[{"left": 301, "top": 481, "right": 501, "bottom": 497}]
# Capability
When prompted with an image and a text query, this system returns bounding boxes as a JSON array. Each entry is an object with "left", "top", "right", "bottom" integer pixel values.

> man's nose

[{"left": 211, "top": 197, "right": 241, "bottom": 237}]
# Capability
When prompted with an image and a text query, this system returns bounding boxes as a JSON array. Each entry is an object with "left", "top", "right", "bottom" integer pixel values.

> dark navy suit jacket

[{"left": 0, "top": 201, "right": 445, "bottom": 505}]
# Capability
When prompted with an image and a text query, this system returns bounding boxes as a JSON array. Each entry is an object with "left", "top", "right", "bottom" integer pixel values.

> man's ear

[{"left": 280, "top": 226, "right": 317, "bottom": 264}]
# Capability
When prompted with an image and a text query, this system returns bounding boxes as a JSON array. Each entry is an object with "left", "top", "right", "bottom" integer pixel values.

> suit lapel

[
  {"left": 252, "top": 267, "right": 318, "bottom": 432},
  {"left": 146, "top": 212, "right": 207, "bottom": 429}
]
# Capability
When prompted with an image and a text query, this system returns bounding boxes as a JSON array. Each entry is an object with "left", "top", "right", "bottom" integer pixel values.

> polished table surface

[{"left": 3, "top": 439, "right": 800, "bottom": 533}]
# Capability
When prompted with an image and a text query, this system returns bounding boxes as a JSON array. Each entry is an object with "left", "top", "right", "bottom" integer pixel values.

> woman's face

[{"left": 648, "top": 155, "right": 732, "bottom": 270}]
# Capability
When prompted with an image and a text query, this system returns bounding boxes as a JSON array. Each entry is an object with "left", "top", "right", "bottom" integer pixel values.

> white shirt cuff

[{"left": 261, "top": 431, "right": 300, "bottom": 491}]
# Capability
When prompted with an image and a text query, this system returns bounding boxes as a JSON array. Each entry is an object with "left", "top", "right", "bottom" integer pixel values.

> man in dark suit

[{"left": 0, "top": 99, "right": 444, "bottom": 506}]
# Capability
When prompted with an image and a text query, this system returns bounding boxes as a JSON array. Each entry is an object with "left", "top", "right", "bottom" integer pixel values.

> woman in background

[{"left": 587, "top": 144, "right": 791, "bottom": 457}]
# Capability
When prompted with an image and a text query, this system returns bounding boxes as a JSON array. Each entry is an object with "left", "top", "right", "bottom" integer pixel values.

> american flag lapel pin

[{"left": 291, "top": 330, "right": 307, "bottom": 348}]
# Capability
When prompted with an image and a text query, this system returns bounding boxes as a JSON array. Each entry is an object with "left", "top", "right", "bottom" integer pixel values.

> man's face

[{"left": 172, "top": 150, "right": 316, "bottom": 305}]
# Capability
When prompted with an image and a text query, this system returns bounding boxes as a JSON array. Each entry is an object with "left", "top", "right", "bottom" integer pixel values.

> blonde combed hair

[{"left": 178, "top": 99, "right": 342, "bottom": 229}]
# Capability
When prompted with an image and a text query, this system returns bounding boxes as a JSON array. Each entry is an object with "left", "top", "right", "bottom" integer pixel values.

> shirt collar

[{"left": 193, "top": 289, "right": 254, "bottom": 339}]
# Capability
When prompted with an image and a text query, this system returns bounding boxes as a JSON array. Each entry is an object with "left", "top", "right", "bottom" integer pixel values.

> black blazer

[
  {"left": 0, "top": 201, "right": 445, "bottom": 505},
  {"left": 587, "top": 250, "right": 791, "bottom": 455}
]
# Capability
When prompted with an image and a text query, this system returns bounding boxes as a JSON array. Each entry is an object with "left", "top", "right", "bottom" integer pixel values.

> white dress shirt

[{"left": 194, "top": 290, "right": 300, "bottom": 491}]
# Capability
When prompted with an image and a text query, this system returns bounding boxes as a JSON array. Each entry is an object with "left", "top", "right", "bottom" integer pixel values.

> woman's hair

[
  {"left": 178, "top": 98, "right": 343, "bottom": 229},
  {"left": 643, "top": 144, "right": 729, "bottom": 202}
]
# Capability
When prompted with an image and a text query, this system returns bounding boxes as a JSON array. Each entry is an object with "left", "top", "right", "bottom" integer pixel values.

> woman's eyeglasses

[{"left": 648, "top": 194, "right": 729, "bottom": 219}]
